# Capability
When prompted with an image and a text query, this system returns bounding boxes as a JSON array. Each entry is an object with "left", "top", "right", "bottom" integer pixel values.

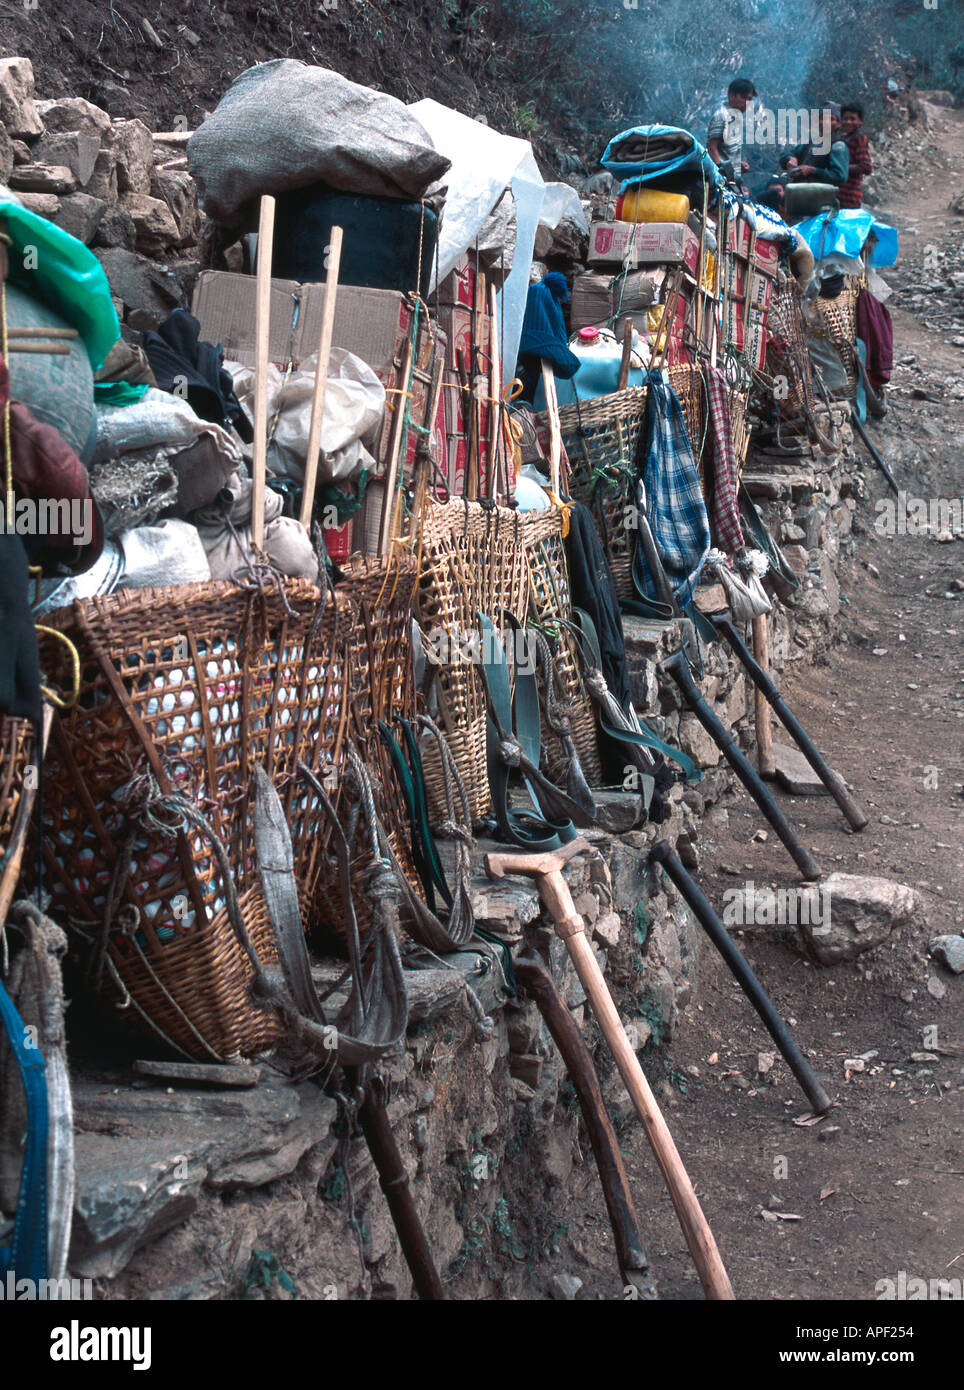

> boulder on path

[
  {"left": 9, "top": 164, "right": 76, "bottom": 196},
  {"left": 773, "top": 742, "right": 830, "bottom": 796},
  {"left": 800, "top": 872, "right": 922, "bottom": 964},
  {"left": 33, "top": 130, "right": 101, "bottom": 188},
  {"left": 111, "top": 118, "right": 154, "bottom": 196},
  {"left": 54, "top": 193, "right": 107, "bottom": 246},
  {"left": 121, "top": 192, "right": 180, "bottom": 256}
]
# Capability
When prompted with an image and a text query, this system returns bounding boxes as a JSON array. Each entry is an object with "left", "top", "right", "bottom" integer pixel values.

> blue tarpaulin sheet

[{"left": 794, "top": 209, "right": 899, "bottom": 268}]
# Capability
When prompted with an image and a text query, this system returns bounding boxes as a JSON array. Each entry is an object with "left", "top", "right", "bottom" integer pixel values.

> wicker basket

[
  {"left": 811, "top": 278, "right": 861, "bottom": 399},
  {"left": 0, "top": 715, "right": 37, "bottom": 917},
  {"left": 553, "top": 367, "right": 706, "bottom": 599},
  {"left": 313, "top": 555, "right": 422, "bottom": 939},
  {"left": 38, "top": 578, "right": 357, "bottom": 1061},
  {"left": 523, "top": 508, "right": 601, "bottom": 786},
  {"left": 413, "top": 498, "right": 530, "bottom": 825}
]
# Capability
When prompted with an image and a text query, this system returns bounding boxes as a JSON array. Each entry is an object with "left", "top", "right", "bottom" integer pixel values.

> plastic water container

[
  {"left": 616, "top": 186, "right": 690, "bottom": 225},
  {"left": 534, "top": 327, "right": 647, "bottom": 408}
]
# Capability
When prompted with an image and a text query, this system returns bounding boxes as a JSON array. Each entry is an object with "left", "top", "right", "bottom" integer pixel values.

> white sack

[
  {"left": 408, "top": 99, "right": 545, "bottom": 377},
  {"left": 229, "top": 347, "right": 384, "bottom": 483}
]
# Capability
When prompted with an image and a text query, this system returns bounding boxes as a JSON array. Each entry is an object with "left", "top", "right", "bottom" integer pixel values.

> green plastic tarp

[{"left": 1, "top": 199, "right": 120, "bottom": 371}]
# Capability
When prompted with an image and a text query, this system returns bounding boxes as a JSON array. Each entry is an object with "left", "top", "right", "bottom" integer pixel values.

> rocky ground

[{"left": 545, "top": 99, "right": 964, "bottom": 1302}]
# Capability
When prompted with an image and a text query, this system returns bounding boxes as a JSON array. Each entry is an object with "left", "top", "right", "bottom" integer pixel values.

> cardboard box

[
  {"left": 723, "top": 220, "right": 781, "bottom": 275},
  {"left": 192, "top": 270, "right": 412, "bottom": 382},
  {"left": 571, "top": 273, "right": 613, "bottom": 331},
  {"left": 724, "top": 302, "right": 768, "bottom": 370},
  {"left": 722, "top": 259, "right": 774, "bottom": 312},
  {"left": 588, "top": 220, "right": 701, "bottom": 275},
  {"left": 437, "top": 253, "right": 477, "bottom": 309}
]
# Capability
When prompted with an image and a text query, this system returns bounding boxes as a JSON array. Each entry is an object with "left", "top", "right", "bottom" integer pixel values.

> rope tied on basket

[{"left": 531, "top": 627, "right": 594, "bottom": 818}]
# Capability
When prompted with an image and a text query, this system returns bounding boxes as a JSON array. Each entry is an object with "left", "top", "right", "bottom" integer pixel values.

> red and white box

[{"left": 588, "top": 220, "right": 701, "bottom": 276}]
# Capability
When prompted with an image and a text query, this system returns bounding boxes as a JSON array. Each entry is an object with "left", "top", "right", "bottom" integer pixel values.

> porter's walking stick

[
  {"left": 649, "top": 842, "right": 832, "bottom": 1114},
  {"left": 658, "top": 650, "right": 822, "bottom": 881},
  {"left": 711, "top": 615, "right": 868, "bottom": 831},
  {"left": 515, "top": 953, "right": 657, "bottom": 1298},
  {"left": 540, "top": 360, "right": 563, "bottom": 498},
  {"left": 751, "top": 613, "right": 776, "bottom": 779},
  {"left": 485, "top": 837, "right": 735, "bottom": 1300},
  {"left": 299, "top": 225, "right": 343, "bottom": 531},
  {"left": 251, "top": 194, "right": 276, "bottom": 550}
]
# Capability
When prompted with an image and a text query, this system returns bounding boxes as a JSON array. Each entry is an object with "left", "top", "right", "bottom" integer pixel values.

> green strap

[
  {"left": 569, "top": 607, "right": 701, "bottom": 784},
  {"left": 479, "top": 612, "right": 576, "bottom": 851},
  {"left": 378, "top": 720, "right": 441, "bottom": 911}
]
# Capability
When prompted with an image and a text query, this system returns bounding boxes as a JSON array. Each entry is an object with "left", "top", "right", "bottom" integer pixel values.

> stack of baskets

[
  {"left": 0, "top": 715, "right": 37, "bottom": 920},
  {"left": 523, "top": 506, "right": 601, "bottom": 786}
]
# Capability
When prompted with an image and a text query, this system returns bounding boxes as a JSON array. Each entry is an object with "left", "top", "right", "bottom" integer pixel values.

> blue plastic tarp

[{"left": 794, "top": 209, "right": 898, "bottom": 268}]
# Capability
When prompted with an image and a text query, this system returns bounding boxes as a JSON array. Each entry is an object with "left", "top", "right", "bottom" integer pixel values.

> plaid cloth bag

[{"left": 634, "top": 370, "right": 710, "bottom": 607}]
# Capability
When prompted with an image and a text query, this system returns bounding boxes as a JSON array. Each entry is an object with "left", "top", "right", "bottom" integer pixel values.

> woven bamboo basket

[
  {"left": 523, "top": 508, "right": 602, "bottom": 786},
  {"left": 312, "top": 554, "right": 422, "bottom": 940},
  {"left": 552, "top": 366, "right": 706, "bottom": 599},
  {"left": 0, "top": 715, "right": 37, "bottom": 913},
  {"left": 37, "top": 578, "right": 357, "bottom": 1062},
  {"left": 413, "top": 497, "right": 530, "bottom": 825},
  {"left": 765, "top": 276, "right": 816, "bottom": 418},
  {"left": 812, "top": 278, "right": 861, "bottom": 399}
]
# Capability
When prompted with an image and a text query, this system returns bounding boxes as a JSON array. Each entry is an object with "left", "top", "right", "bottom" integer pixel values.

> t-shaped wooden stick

[{"left": 485, "top": 836, "right": 735, "bottom": 1300}]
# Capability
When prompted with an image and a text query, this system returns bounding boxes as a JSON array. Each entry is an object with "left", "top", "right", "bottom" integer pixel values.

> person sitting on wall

[
  {"left": 759, "top": 103, "right": 849, "bottom": 213},
  {"left": 707, "top": 77, "right": 757, "bottom": 192},
  {"left": 837, "top": 103, "right": 873, "bottom": 208}
]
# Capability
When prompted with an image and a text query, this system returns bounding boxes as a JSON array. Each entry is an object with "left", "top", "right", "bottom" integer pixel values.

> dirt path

[{"left": 565, "top": 102, "right": 964, "bottom": 1303}]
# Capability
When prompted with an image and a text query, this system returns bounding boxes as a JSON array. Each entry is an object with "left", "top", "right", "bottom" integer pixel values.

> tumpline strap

[
  {"left": 0, "top": 974, "right": 48, "bottom": 1282},
  {"left": 478, "top": 611, "right": 579, "bottom": 852},
  {"left": 569, "top": 607, "right": 701, "bottom": 784}
]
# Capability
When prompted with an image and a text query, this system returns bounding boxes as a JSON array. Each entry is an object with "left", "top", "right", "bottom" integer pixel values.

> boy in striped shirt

[{"left": 838, "top": 104, "right": 873, "bottom": 208}]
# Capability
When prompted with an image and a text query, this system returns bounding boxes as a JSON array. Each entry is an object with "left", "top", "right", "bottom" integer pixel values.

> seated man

[
  {"left": 837, "top": 103, "right": 873, "bottom": 208},
  {"left": 707, "top": 77, "right": 757, "bottom": 191},
  {"left": 760, "top": 103, "right": 849, "bottom": 214}
]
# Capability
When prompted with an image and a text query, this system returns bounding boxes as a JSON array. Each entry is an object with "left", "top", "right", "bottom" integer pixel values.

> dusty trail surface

[{"left": 560, "top": 101, "right": 964, "bottom": 1303}]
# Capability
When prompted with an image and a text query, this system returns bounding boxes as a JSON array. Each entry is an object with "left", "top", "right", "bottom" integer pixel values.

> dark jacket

[{"left": 780, "top": 139, "right": 849, "bottom": 187}]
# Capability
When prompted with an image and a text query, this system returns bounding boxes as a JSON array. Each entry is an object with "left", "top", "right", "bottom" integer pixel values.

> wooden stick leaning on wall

[
  {"left": 540, "top": 360, "right": 562, "bottom": 498},
  {"left": 488, "top": 283, "right": 503, "bottom": 499},
  {"left": 251, "top": 194, "right": 276, "bottom": 551},
  {"left": 752, "top": 613, "right": 776, "bottom": 779},
  {"left": 377, "top": 333, "right": 415, "bottom": 557},
  {"left": 299, "top": 225, "right": 344, "bottom": 531},
  {"left": 617, "top": 315, "right": 634, "bottom": 391}
]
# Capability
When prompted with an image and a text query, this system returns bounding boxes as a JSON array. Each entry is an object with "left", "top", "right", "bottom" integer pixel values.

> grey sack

[{"left": 188, "top": 61, "right": 451, "bottom": 225}]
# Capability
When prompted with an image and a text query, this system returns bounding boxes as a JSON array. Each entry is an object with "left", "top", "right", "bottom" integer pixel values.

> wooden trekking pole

[
  {"left": 488, "top": 282, "right": 503, "bottom": 498},
  {"left": 540, "top": 360, "right": 563, "bottom": 498},
  {"left": 377, "top": 333, "right": 415, "bottom": 556},
  {"left": 751, "top": 613, "right": 776, "bottom": 779},
  {"left": 251, "top": 194, "right": 276, "bottom": 551},
  {"left": 299, "top": 225, "right": 343, "bottom": 531},
  {"left": 617, "top": 315, "right": 634, "bottom": 390},
  {"left": 485, "top": 837, "right": 735, "bottom": 1301}
]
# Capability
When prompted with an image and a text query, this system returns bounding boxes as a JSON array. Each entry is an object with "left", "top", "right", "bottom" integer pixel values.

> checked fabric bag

[{"left": 634, "top": 370, "right": 711, "bottom": 608}]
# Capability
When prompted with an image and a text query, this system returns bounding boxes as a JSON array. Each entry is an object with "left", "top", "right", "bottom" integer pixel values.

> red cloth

[
  {"left": 855, "top": 288, "right": 893, "bottom": 389},
  {"left": 704, "top": 364, "right": 744, "bottom": 555},
  {"left": 838, "top": 132, "right": 873, "bottom": 209},
  {"left": 7, "top": 396, "right": 104, "bottom": 571}
]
